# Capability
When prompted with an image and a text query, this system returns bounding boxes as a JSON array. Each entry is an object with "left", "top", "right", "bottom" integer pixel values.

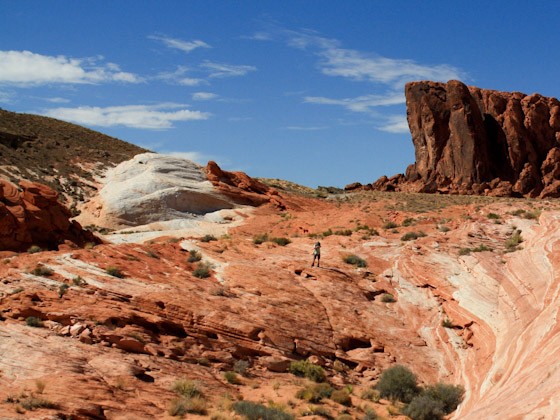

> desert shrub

[
  {"left": 403, "top": 394, "right": 445, "bottom": 420},
  {"left": 422, "top": 383, "right": 464, "bottom": 414},
  {"left": 472, "top": 244, "right": 492, "bottom": 252},
  {"left": 106, "top": 266, "right": 124, "bottom": 278},
  {"left": 376, "top": 365, "right": 419, "bottom": 403},
  {"left": 232, "top": 400, "right": 294, "bottom": 420},
  {"left": 145, "top": 249, "right": 160, "bottom": 259},
  {"left": 505, "top": 229, "right": 523, "bottom": 252},
  {"left": 336, "top": 415, "right": 353, "bottom": 420},
  {"left": 382, "top": 221, "right": 398, "bottom": 229},
  {"left": 381, "top": 293, "right": 396, "bottom": 303},
  {"left": 523, "top": 210, "right": 540, "bottom": 220},
  {"left": 223, "top": 371, "right": 241, "bottom": 384},
  {"left": 168, "top": 396, "right": 207, "bottom": 416},
  {"left": 233, "top": 359, "right": 250, "bottom": 376},
  {"left": 330, "top": 389, "right": 352, "bottom": 406},
  {"left": 322, "top": 228, "right": 333, "bottom": 237},
  {"left": 171, "top": 379, "right": 202, "bottom": 398},
  {"left": 361, "top": 387, "right": 380, "bottom": 402},
  {"left": 27, "top": 245, "right": 42, "bottom": 254},
  {"left": 343, "top": 254, "right": 367, "bottom": 268},
  {"left": 402, "top": 218, "right": 416, "bottom": 227},
  {"left": 271, "top": 237, "right": 291, "bottom": 246},
  {"left": 458, "top": 247, "right": 472, "bottom": 256},
  {"left": 187, "top": 250, "right": 202, "bottom": 262},
  {"left": 30, "top": 266, "right": 53, "bottom": 277},
  {"left": 201, "top": 234, "right": 217, "bottom": 242},
  {"left": 72, "top": 276, "right": 85, "bottom": 286},
  {"left": 20, "top": 396, "right": 57, "bottom": 410},
  {"left": 289, "top": 360, "right": 326, "bottom": 382},
  {"left": 438, "top": 225, "right": 450, "bottom": 233},
  {"left": 401, "top": 231, "right": 427, "bottom": 241},
  {"left": 334, "top": 229, "right": 353, "bottom": 236},
  {"left": 301, "top": 405, "right": 332, "bottom": 418},
  {"left": 296, "top": 382, "right": 333, "bottom": 403},
  {"left": 253, "top": 233, "right": 269, "bottom": 245},
  {"left": 193, "top": 263, "right": 211, "bottom": 279},
  {"left": 25, "top": 317, "right": 43, "bottom": 328},
  {"left": 58, "top": 283, "right": 69, "bottom": 298},
  {"left": 487, "top": 213, "right": 500, "bottom": 220}
]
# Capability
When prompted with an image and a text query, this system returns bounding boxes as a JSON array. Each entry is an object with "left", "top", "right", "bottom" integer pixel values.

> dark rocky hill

[{"left": 0, "top": 109, "right": 149, "bottom": 210}]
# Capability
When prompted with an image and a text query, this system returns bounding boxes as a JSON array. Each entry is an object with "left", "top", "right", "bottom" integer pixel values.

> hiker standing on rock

[{"left": 311, "top": 241, "right": 321, "bottom": 267}]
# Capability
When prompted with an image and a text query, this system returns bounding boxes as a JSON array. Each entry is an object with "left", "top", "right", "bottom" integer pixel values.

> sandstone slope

[{"left": 1, "top": 190, "right": 560, "bottom": 419}]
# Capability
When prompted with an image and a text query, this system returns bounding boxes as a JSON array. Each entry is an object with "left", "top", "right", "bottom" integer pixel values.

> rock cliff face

[
  {"left": 0, "top": 179, "right": 99, "bottom": 251},
  {"left": 369, "top": 80, "right": 560, "bottom": 197}
]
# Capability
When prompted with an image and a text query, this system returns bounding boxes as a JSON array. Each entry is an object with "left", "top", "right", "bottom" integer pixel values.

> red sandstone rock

[
  {"left": 371, "top": 80, "right": 560, "bottom": 197},
  {"left": 0, "top": 179, "right": 100, "bottom": 251}
]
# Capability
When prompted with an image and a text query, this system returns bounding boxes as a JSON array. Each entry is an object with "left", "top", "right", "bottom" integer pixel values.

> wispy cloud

[
  {"left": 43, "top": 103, "right": 210, "bottom": 129},
  {"left": 378, "top": 115, "right": 410, "bottom": 133},
  {"left": 150, "top": 35, "right": 211, "bottom": 53},
  {"left": 0, "top": 50, "right": 141, "bottom": 86},
  {"left": 192, "top": 92, "right": 218, "bottom": 101},
  {"left": 202, "top": 61, "right": 257, "bottom": 78},
  {"left": 284, "top": 125, "right": 329, "bottom": 131},
  {"left": 304, "top": 92, "right": 404, "bottom": 113},
  {"left": 0, "top": 90, "right": 14, "bottom": 103},
  {"left": 155, "top": 66, "right": 208, "bottom": 86},
  {"left": 42, "top": 97, "right": 71, "bottom": 104}
]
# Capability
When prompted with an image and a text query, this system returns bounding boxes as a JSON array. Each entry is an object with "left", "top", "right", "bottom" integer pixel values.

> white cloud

[
  {"left": 192, "top": 92, "right": 218, "bottom": 101},
  {"left": 179, "top": 77, "right": 207, "bottom": 86},
  {"left": 0, "top": 90, "right": 14, "bottom": 103},
  {"left": 156, "top": 66, "right": 208, "bottom": 86},
  {"left": 202, "top": 61, "right": 257, "bottom": 78},
  {"left": 0, "top": 50, "right": 142, "bottom": 86},
  {"left": 150, "top": 35, "right": 211, "bottom": 53},
  {"left": 43, "top": 103, "right": 210, "bottom": 129},
  {"left": 304, "top": 92, "right": 404, "bottom": 113},
  {"left": 43, "top": 97, "right": 71, "bottom": 103},
  {"left": 378, "top": 115, "right": 410, "bottom": 133}
]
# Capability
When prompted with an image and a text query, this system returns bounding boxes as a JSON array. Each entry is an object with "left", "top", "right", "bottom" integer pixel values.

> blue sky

[{"left": 1, "top": 1, "right": 559, "bottom": 188}]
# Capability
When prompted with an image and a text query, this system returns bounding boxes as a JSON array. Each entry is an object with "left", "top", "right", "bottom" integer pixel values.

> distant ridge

[{"left": 0, "top": 108, "right": 149, "bottom": 209}]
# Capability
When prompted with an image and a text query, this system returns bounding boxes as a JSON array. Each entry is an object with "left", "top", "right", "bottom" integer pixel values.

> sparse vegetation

[
  {"left": 233, "top": 360, "right": 250, "bottom": 376},
  {"left": 187, "top": 249, "right": 202, "bottom": 262},
  {"left": 193, "top": 263, "right": 211, "bottom": 279},
  {"left": 30, "top": 266, "right": 53, "bottom": 277},
  {"left": 106, "top": 266, "right": 125, "bottom": 278},
  {"left": 27, "top": 245, "right": 42, "bottom": 254},
  {"left": 342, "top": 254, "right": 367, "bottom": 268},
  {"left": 58, "top": 283, "right": 69, "bottom": 298},
  {"left": 25, "top": 317, "right": 44, "bottom": 328},
  {"left": 505, "top": 229, "right": 523, "bottom": 252},
  {"left": 376, "top": 365, "right": 419, "bottom": 403},
  {"left": 201, "top": 234, "right": 217, "bottom": 243},
  {"left": 361, "top": 387, "right": 380, "bottom": 402},
  {"left": 171, "top": 379, "right": 202, "bottom": 398},
  {"left": 330, "top": 389, "right": 352, "bottom": 406},
  {"left": 401, "top": 231, "right": 427, "bottom": 241},
  {"left": 168, "top": 396, "right": 207, "bottom": 416},
  {"left": 289, "top": 360, "right": 326, "bottom": 382},
  {"left": 381, "top": 293, "right": 396, "bottom": 303},
  {"left": 402, "top": 218, "right": 416, "bottom": 227},
  {"left": 223, "top": 371, "right": 241, "bottom": 384},
  {"left": 271, "top": 237, "right": 291, "bottom": 246},
  {"left": 253, "top": 233, "right": 269, "bottom": 245},
  {"left": 296, "top": 382, "right": 333, "bottom": 403},
  {"left": 362, "top": 409, "right": 379, "bottom": 419},
  {"left": 487, "top": 212, "right": 500, "bottom": 220},
  {"left": 72, "top": 276, "right": 86, "bottom": 286},
  {"left": 442, "top": 318, "right": 454, "bottom": 328},
  {"left": 145, "top": 249, "right": 160, "bottom": 259},
  {"left": 403, "top": 383, "right": 465, "bottom": 420},
  {"left": 232, "top": 400, "right": 294, "bottom": 420},
  {"left": 383, "top": 221, "right": 398, "bottom": 229}
]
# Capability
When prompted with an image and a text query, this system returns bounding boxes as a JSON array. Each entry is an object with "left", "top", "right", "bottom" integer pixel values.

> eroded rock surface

[
  {"left": 0, "top": 179, "right": 98, "bottom": 251},
  {"left": 370, "top": 80, "right": 560, "bottom": 198}
]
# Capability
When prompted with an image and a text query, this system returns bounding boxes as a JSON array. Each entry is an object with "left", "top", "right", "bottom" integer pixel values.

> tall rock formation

[{"left": 371, "top": 80, "right": 560, "bottom": 197}]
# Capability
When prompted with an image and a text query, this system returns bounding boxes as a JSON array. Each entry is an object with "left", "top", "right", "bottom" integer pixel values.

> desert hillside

[{"left": 2, "top": 184, "right": 560, "bottom": 419}]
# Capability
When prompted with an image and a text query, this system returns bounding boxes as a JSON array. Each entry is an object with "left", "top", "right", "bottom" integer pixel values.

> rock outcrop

[
  {"left": 0, "top": 179, "right": 98, "bottom": 251},
  {"left": 369, "top": 80, "right": 560, "bottom": 197}
]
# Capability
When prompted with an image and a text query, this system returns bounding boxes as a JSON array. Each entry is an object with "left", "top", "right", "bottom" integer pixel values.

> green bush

[
  {"left": 232, "top": 400, "right": 294, "bottom": 420},
  {"left": 403, "top": 394, "right": 445, "bottom": 420},
  {"left": 362, "top": 409, "right": 378, "bottom": 419},
  {"left": 296, "top": 382, "right": 333, "bottom": 403},
  {"left": 458, "top": 247, "right": 472, "bottom": 256},
  {"left": 289, "top": 360, "right": 326, "bottom": 382},
  {"left": 223, "top": 371, "right": 241, "bottom": 384},
  {"left": 402, "top": 218, "right": 416, "bottom": 227},
  {"left": 271, "top": 237, "right": 291, "bottom": 246},
  {"left": 401, "top": 231, "right": 427, "bottom": 241},
  {"left": 20, "top": 396, "right": 57, "bottom": 410},
  {"left": 381, "top": 293, "right": 396, "bottom": 303},
  {"left": 27, "top": 245, "right": 42, "bottom": 254},
  {"left": 193, "top": 263, "right": 211, "bottom": 279},
  {"left": 376, "top": 365, "right": 419, "bottom": 403},
  {"left": 30, "top": 266, "right": 53, "bottom": 277},
  {"left": 334, "top": 229, "right": 353, "bottom": 236},
  {"left": 58, "top": 283, "right": 69, "bottom": 298},
  {"left": 505, "top": 229, "right": 523, "bottom": 252},
  {"left": 487, "top": 213, "right": 500, "bottom": 220},
  {"left": 171, "top": 379, "right": 201, "bottom": 398},
  {"left": 25, "top": 317, "right": 44, "bottom": 328},
  {"left": 343, "top": 254, "right": 367, "bottom": 268},
  {"left": 422, "top": 383, "right": 464, "bottom": 414},
  {"left": 253, "top": 233, "right": 269, "bottom": 245},
  {"left": 187, "top": 250, "right": 202, "bottom": 262},
  {"left": 360, "top": 387, "right": 380, "bottom": 402},
  {"left": 472, "top": 244, "right": 492, "bottom": 252},
  {"left": 442, "top": 318, "right": 454, "bottom": 328},
  {"left": 383, "top": 221, "right": 398, "bottom": 229},
  {"left": 330, "top": 389, "right": 352, "bottom": 406},
  {"left": 168, "top": 396, "right": 207, "bottom": 416},
  {"left": 201, "top": 234, "right": 217, "bottom": 242},
  {"left": 106, "top": 266, "right": 124, "bottom": 278}
]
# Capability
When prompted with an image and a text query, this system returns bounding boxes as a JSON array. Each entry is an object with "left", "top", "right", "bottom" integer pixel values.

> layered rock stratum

[{"left": 362, "top": 80, "right": 560, "bottom": 198}]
